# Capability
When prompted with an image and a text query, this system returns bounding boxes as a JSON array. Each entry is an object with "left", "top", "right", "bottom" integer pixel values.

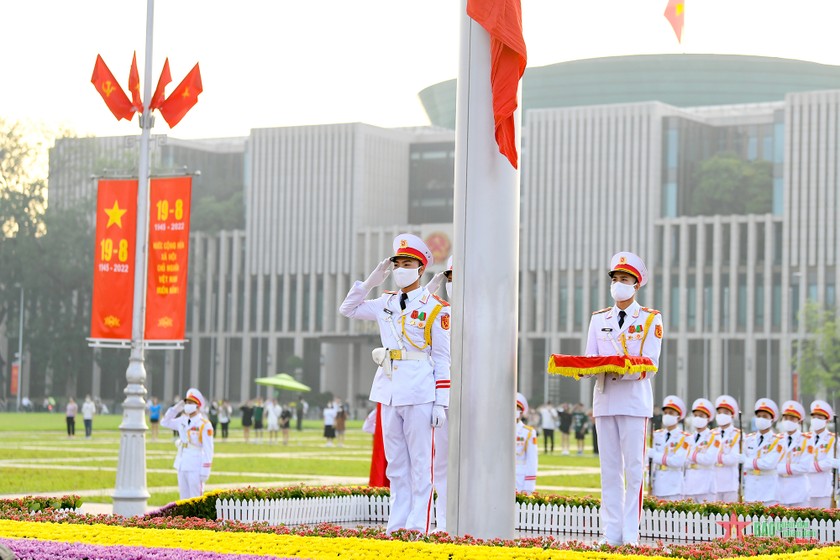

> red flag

[
  {"left": 159, "top": 63, "right": 202, "bottom": 128},
  {"left": 466, "top": 0, "right": 527, "bottom": 169},
  {"left": 368, "top": 403, "right": 390, "bottom": 488},
  {"left": 664, "top": 0, "right": 685, "bottom": 43},
  {"left": 150, "top": 58, "right": 172, "bottom": 110},
  {"left": 91, "top": 55, "right": 134, "bottom": 121},
  {"left": 129, "top": 52, "right": 143, "bottom": 113}
]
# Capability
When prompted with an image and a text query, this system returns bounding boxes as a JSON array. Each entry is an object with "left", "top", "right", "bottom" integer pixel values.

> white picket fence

[{"left": 215, "top": 497, "right": 840, "bottom": 543}]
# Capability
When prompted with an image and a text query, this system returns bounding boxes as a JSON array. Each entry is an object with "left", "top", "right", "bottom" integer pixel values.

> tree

[
  {"left": 795, "top": 301, "right": 840, "bottom": 397},
  {"left": 689, "top": 153, "right": 773, "bottom": 216}
]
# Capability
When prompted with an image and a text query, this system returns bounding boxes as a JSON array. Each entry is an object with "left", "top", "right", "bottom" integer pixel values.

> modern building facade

[{"left": 36, "top": 55, "right": 840, "bottom": 414}]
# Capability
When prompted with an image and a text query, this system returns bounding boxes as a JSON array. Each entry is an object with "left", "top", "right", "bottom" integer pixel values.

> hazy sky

[{"left": 5, "top": 0, "right": 840, "bottom": 140}]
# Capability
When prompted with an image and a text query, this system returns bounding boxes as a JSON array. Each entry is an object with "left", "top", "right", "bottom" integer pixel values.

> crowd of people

[{"left": 531, "top": 401, "right": 595, "bottom": 456}]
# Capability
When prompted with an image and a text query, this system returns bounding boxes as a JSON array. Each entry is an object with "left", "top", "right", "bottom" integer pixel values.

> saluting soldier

[
  {"left": 775, "top": 401, "right": 813, "bottom": 507},
  {"left": 160, "top": 388, "right": 214, "bottom": 500},
  {"left": 515, "top": 392, "right": 539, "bottom": 494},
  {"left": 805, "top": 400, "right": 840, "bottom": 508},
  {"left": 684, "top": 398, "right": 718, "bottom": 503},
  {"left": 711, "top": 395, "right": 742, "bottom": 502},
  {"left": 738, "top": 398, "right": 784, "bottom": 505},
  {"left": 587, "top": 251, "right": 663, "bottom": 547},
  {"left": 648, "top": 395, "right": 690, "bottom": 501},
  {"left": 339, "top": 233, "right": 450, "bottom": 534}
]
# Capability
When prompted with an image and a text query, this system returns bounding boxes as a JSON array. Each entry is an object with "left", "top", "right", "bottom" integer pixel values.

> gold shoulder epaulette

[
  {"left": 432, "top": 294, "right": 450, "bottom": 307},
  {"left": 592, "top": 307, "right": 610, "bottom": 315},
  {"left": 641, "top": 307, "right": 661, "bottom": 315}
]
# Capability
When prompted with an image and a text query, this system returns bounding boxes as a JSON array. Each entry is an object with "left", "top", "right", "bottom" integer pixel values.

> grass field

[{"left": 0, "top": 412, "right": 601, "bottom": 506}]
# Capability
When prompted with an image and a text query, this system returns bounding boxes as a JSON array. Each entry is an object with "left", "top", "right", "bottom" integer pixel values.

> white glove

[
  {"left": 431, "top": 405, "right": 447, "bottom": 428},
  {"left": 736, "top": 453, "right": 750, "bottom": 465},
  {"left": 826, "top": 458, "right": 840, "bottom": 469},
  {"left": 174, "top": 400, "right": 185, "bottom": 412},
  {"left": 425, "top": 272, "right": 445, "bottom": 296},
  {"left": 361, "top": 258, "right": 393, "bottom": 291}
]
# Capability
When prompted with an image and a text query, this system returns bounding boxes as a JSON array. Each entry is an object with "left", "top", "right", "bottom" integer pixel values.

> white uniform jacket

[
  {"left": 711, "top": 425, "right": 742, "bottom": 494},
  {"left": 515, "top": 421, "right": 538, "bottom": 493},
  {"left": 586, "top": 301, "right": 663, "bottom": 418},
  {"left": 161, "top": 407, "right": 214, "bottom": 479},
  {"left": 649, "top": 428, "right": 690, "bottom": 497},
  {"left": 775, "top": 430, "right": 813, "bottom": 504},
  {"left": 805, "top": 430, "right": 837, "bottom": 499},
  {"left": 742, "top": 431, "right": 784, "bottom": 503},
  {"left": 339, "top": 283, "right": 451, "bottom": 407},
  {"left": 684, "top": 429, "right": 717, "bottom": 495}
]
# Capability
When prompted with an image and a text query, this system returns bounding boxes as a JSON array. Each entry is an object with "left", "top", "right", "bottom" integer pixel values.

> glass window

[
  {"left": 664, "top": 182, "right": 678, "bottom": 217},
  {"left": 827, "top": 283, "right": 836, "bottom": 308},
  {"left": 773, "top": 122, "right": 784, "bottom": 164},
  {"left": 721, "top": 284, "right": 730, "bottom": 329},
  {"left": 772, "top": 274, "right": 782, "bottom": 328},
  {"left": 754, "top": 274, "right": 765, "bottom": 327},
  {"left": 773, "top": 177, "right": 784, "bottom": 216},
  {"left": 747, "top": 135, "right": 758, "bottom": 160},
  {"left": 558, "top": 283, "right": 568, "bottom": 328},
  {"left": 289, "top": 275, "right": 297, "bottom": 331},
  {"left": 574, "top": 275, "right": 584, "bottom": 328},
  {"left": 670, "top": 278, "right": 680, "bottom": 329},
  {"left": 667, "top": 127, "right": 679, "bottom": 168},
  {"left": 737, "top": 274, "right": 747, "bottom": 329}
]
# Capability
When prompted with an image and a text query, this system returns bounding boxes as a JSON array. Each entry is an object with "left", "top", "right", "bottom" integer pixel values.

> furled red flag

[
  {"left": 664, "top": 0, "right": 685, "bottom": 43},
  {"left": 128, "top": 52, "right": 143, "bottom": 113},
  {"left": 466, "top": 0, "right": 527, "bottom": 169},
  {"left": 159, "top": 63, "right": 202, "bottom": 128},
  {"left": 91, "top": 54, "right": 134, "bottom": 121},
  {"left": 150, "top": 57, "right": 172, "bottom": 110}
]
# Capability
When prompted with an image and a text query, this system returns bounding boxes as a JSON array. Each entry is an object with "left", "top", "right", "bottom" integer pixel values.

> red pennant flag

[
  {"left": 91, "top": 54, "right": 134, "bottom": 121},
  {"left": 129, "top": 52, "right": 143, "bottom": 113},
  {"left": 150, "top": 58, "right": 172, "bottom": 110},
  {"left": 664, "top": 0, "right": 685, "bottom": 43},
  {"left": 159, "top": 63, "right": 202, "bottom": 128},
  {"left": 466, "top": 0, "right": 527, "bottom": 169}
]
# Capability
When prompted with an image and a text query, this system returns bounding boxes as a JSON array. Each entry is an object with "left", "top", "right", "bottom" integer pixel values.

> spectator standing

[
  {"left": 253, "top": 399, "right": 265, "bottom": 443},
  {"left": 539, "top": 402, "right": 558, "bottom": 454},
  {"left": 572, "top": 403, "right": 590, "bottom": 455},
  {"left": 148, "top": 397, "right": 163, "bottom": 441},
  {"left": 82, "top": 395, "right": 96, "bottom": 438},
  {"left": 266, "top": 399, "right": 281, "bottom": 444},
  {"left": 589, "top": 408, "right": 599, "bottom": 454},
  {"left": 296, "top": 396, "right": 307, "bottom": 431},
  {"left": 218, "top": 400, "right": 232, "bottom": 439},
  {"left": 240, "top": 400, "right": 254, "bottom": 442},
  {"left": 65, "top": 398, "right": 78, "bottom": 438},
  {"left": 208, "top": 400, "right": 219, "bottom": 434},
  {"left": 334, "top": 399, "right": 347, "bottom": 447},
  {"left": 280, "top": 404, "right": 293, "bottom": 445},
  {"left": 558, "top": 404, "right": 572, "bottom": 455},
  {"left": 323, "top": 403, "right": 338, "bottom": 447}
]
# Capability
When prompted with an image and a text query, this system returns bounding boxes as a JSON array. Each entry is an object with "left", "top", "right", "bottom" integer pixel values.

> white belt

[{"left": 389, "top": 349, "right": 426, "bottom": 361}]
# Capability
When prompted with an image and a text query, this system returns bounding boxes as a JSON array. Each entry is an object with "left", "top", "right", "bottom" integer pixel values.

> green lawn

[{"left": 0, "top": 412, "right": 602, "bottom": 505}]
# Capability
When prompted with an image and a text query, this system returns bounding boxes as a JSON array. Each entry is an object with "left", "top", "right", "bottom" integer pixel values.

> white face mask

[
  {"left": 184, "top": 403, "right": 198, "bottom": 415},
  {"left": 715, "top": 413, "right": 732, "bottom": 427},
  {"left": 811, "top": 417, "right": 827, "bottom": 432},
  {"left": 515, "top": 409, "right": 522, "bottom": 421},
  {"left": 610, "top": 282, "right": 637, "bottom": 303},
  {"left": 445, "top": 282, "right": 452, "bottom": 299},
  {"left": 755, "top": 417, "right": 773, "bottom": 431},
  {"left": 692, "top": 416, "right": 709, "bottom": 429},
  {"left": 780, "top": 419, "right": 799, "bottom": 433},
  {"left": 662, "top": 414, "right": 679, "bottom": 428},
  {"left": 393, "top": 267, "right": 421, "bottom": 289}
]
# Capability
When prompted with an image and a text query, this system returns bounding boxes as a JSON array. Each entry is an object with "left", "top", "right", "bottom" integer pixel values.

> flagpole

[
  {"left": 112, "top": 0, "right": 155, "bottom": 516},
  {"left": 447, "top": 0, "right": 520, "bottom": 539}
]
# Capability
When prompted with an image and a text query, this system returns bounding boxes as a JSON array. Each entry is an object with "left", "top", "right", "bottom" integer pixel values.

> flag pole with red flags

[
  {"left": 664, "top": 0, "right": 685, "bottom": 43},
  {"left": 91, "top": 54, "right": 134, "bottom": 121},
  {"left": 448, "top": 0, "right": 524, "bottom": 539},
  {"left": 159, "top": 63, "right": 202, "bottom": 128},
  {"left": 150, "top": 57, "right": 172, "bottom": 110},
  {"left": 129, "top": 52, "right": 143, "bottom": 114}
]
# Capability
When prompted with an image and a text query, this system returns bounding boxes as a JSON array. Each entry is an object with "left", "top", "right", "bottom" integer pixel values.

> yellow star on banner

[{"left": 104, "top": 200, "right": 127, "bottom": 228}]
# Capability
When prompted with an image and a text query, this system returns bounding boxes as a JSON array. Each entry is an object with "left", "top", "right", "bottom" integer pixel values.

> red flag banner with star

[
  {"left": 150, "top": 57, "right": 172, "bottom": 110},
  {"left": 664, "top": 0, "right": 685, "bottom": 43},
  {"left": 91, "top": 55, "right": 134, "bottom": 121},
  {"left": 129, "top": 51, "right": 143, "bottom": 113},
  {"left": 159, "top": 63, "right": 202, "bottom": 128},
  {"left": 466, "top": 0, "right": 527, "bottom": 169},
  {"left": 144, "top": 176, "right": 192, "bottom": 340},
  {"left": 90, "top": 179, "right": 138, "bottom": 339}
]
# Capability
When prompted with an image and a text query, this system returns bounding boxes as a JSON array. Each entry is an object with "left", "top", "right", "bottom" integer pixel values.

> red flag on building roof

[
  {"left": 129, "top": 52, "right": 143, "bottom": 113},
  {"left": 91, "top": 54, "right": 134, "bottom": 121},
  {"left": 150, "top": 58, "right": 172, "bottom": 110},
  {"left": 466, "top": 0, "right": 527, "bottom": 169},
  {"left": 159, "top": 63, "right": 202, "bottom": 128},
  {"left": 664, "top": 0, "right": 685, "bottom": 43}
]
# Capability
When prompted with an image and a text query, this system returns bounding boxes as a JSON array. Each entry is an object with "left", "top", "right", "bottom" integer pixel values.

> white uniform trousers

[
  {"left": 717, "top": 491, "right": 738, "bottom": 503},
  {"left": 433, "top": 421, "right": 448, "bottom": 531},
  {"left": 177, "top": 468, "right": 203, "bottom": 500},
  {"left": 810, "top": 496, "right": 832, "bottom": 508},
  {"left": 381, "top": 402, "right": 435, "bottom": 533},
  {"left": 596, "top": 415, "right": 647, "bottom": 545}
]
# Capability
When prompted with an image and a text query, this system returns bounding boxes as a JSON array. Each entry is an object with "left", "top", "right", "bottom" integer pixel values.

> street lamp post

[{"left": 16, "top": 286, "right": 24, "bottom": 412}]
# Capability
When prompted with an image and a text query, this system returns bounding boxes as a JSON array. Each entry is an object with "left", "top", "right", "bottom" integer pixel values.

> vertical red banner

[
  {"left": 10, "top": 363, "right": 19, "bottom": 397},
  {"left": 90, "top": 179, "right": 138, "bottom": 339},
  {"left": 145, "top": 176, "right": 192, "bottom": 340}
]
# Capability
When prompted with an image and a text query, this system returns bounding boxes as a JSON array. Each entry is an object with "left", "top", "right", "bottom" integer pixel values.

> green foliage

[
  {"left": 190, "top": 190, "right": 244, "bottom": 233},
  {"left": 0, "top": 494, "right": 83, "bottom": 514},
  {"left": 689, "top": 153, "right": 773, "bottom": 216},
  {"left": 796, "top": 301, "right": 840, "bottom": 395}
]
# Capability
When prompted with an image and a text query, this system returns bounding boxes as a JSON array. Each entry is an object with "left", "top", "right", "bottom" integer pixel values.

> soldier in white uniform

[
  {"left": 775, "top": 401, "right": 812, "bottom": 507},
  {"left": 339, "top": 233, "right": 450, "bottom": 534},
  {"left": 648, "top": 395, "right": 690, "bottom": 501},
  {"left": 684, "top": 398, "right": 717, "bottom": 502},
  {"left": 711, "top": 395, "right": 742, "bottom": 502},
  {"left": 738, "top": 398, "right": 784, "bottom": 505},
  {"left": 587, "top": 252, "right": 663, "bottom": 546},
  {"left": 515, "top": 392, "right": 538, "bottom": 493},
  {"left": 160, "top": 388, "right": 214, "bottom": 500},
  {"left": 805, "top": 400, "right": 839, "bottom": 508}
]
